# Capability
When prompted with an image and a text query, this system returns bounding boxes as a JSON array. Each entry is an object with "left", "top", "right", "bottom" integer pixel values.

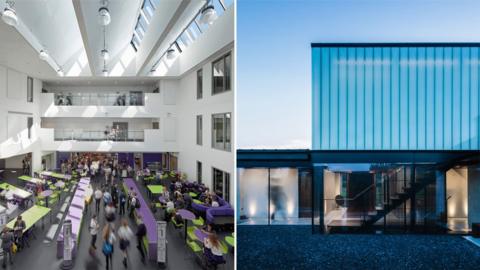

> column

[
  {"left": 435, "top": 170, "right": 446, "bottom": 224},
  {"left": 312, "top": 164, "right": 325, "bottom": 233},
  {"left": 468, "top": 165, "right": 480, "bottom": 227}
]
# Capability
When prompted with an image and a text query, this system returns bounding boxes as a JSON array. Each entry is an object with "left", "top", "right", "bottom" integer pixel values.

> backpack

[
  {"left": 102, "top": 241, "right": 113, "bottom": 255},
  {"left": 135, "top": 199, "right": 141, "bottom": 209}
]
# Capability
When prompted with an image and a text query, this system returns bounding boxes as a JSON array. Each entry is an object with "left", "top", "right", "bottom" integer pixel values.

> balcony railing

[
  {"left": 54, "top": 93, "right": 145, "bottom": 106},
  {"left": 54, "top": 129, "right": 144, "bottom": 142}
]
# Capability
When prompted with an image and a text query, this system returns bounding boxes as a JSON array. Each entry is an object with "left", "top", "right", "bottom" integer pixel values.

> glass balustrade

[
  {"left": 54, "top": 129, "right": 145, "bottom": 142},
  {"left": 53, "top": 92, "right": 145, "bottom": 106}
]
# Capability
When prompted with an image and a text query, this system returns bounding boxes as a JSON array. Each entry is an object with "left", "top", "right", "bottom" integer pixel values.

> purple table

[
  {"left": 178, "top": 209, "right": 195, "bottom": 220},
  {"left": 71, "top": 196, "right": 84, "bottom": 209},
  {"left": 123, "top": 178, "right": 157, "bottom": 261},
  {"left": 41, "top": 190, "right": 53, "bottom": 207},
  {"left": 178, "top": 209, "right": 196, "bottom": 241},
  {"left": 55, "top": 181, "right": 65, "bottom": 188},
  {"left": 158, "top": 196, "right": 167, "bottom": 204},
  {"left": 79, "top": 178, "right": 89, "bottom": 184},
  {"left": 68, "top": 207, "right": 82, "bottom": 219},
  {"left": 194, "top": 228, "right": 208, "bottom": 242},
  {"left": 75, "top": 189, "right": 85, "bottom": 197}
]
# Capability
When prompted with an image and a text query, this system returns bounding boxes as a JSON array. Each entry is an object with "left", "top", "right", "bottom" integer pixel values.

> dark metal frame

[
  {"left": 237, "top": 149, "right": 480, "bottom": 233},
  {"left": 311, "top": 42, "right": 480, "bottom": 48}
]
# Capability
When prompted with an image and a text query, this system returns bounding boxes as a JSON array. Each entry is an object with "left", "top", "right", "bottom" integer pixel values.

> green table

[
  {"left": 6, "top": 205, "right": 51, "bottom": 232},
  {"left": 18, "top": 175, "right": 44, "bottom": 185},
  {"left": 188, "top": 192, "right": 198, "bottom": 198},
  {"left": 18, "top": 175, "right": 31, "bottom": 181},
  {"left": 225, "top": 236, "right": 234, "bottom": 247},
  {"left": 147, "top": 185, "right": 164, "bottom": 194},
  {"left": 193, "top": 199, "right": 203, "bottom": 204},
  {"left": 0, "top": 183, "right": 32, "bottom": 199}
]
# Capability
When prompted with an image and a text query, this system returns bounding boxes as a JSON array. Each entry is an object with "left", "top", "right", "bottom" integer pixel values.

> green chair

[
  {"left": 192, "top": 216, "right": 204, "bottom": 226},
  {"left": 36, "top": 196, "right": 46, "bottom": 206},
  {"left": 187, "top": 240, "right": 202, "bottom": 253},
  {"left": 172, "top": 218, "right": 183, "bottom": 229},
  {"left": 187, "top": 226, "right": 197, "bottom": 241},
  {"left": 219, "top": 241, "right": 228, "bottom": 255},
  {"left": 192, "top": 199, "right": 202, "bottom": 205}
]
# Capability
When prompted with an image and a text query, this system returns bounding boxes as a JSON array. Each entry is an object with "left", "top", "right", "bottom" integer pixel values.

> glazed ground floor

[{"left": 237, "top": 150, "right": 480, "bottom": 234}]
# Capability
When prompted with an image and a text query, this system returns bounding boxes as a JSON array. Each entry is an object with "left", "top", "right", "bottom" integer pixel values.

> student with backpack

[
  {"left": 129, "top": 193, "right": 140, "bottom": 218},
  {"left": 102, "top": 224, "right": 116, "bottom": 270},
  {"left": 135, "top": 216, "right": 147, "bottom": 264},
  {"left": 117, "top": 219, "right": 134, "bottom": 267},
  {"left": 1, "top": 227, "right": 14, "bottom": 268}
]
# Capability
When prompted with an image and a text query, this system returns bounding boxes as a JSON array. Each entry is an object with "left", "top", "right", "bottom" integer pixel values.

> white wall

[
  {"left": 0, "top": 65, "right": 43, "bottom": 172},
  {"left": 174, "top": 43, "right": 234, "bottom": 206},
  {"left": 5, "top": 153, "right": 26, "bottom": 169}
]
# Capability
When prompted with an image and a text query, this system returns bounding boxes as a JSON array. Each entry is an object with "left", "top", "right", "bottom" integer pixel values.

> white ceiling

[
  {"left": 0, "top": 0, "right": 199, "bottom": 81},
  {"left": 15, "top": 0, "right": 86, "bottom": 71},
  {"left": 77, "top": 0, "right": 141, "bottom": 75},
  {"left": 0, "top": 16, "right": 56, "bottom": 78}
]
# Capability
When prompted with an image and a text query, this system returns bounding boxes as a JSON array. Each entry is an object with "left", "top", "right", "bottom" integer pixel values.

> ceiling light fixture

[
  {"left": 102, "top": 69, "right": 108, "bottom": 77},
  {"left": 2, "top": 1, "right": 17, "bottom": 26},
  {"left": 101, "top": 49, "right": 109, "bottom": 61},
  {"left": 39, "top": 50, "right": 49, "bottom": 61},
  {"left": 199, "top": 5, "right": 217, "bottom": 25},
  {"left": 98, "top": 6, "right": 111, "bottom": 26},
  {"left": 57, "top": 69, "right": 64, "bottom": 77}
]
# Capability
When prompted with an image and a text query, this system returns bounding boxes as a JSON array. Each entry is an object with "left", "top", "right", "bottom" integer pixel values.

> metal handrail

[
  {"left": 54, "top": 129, "right": 145, "bottom": 142},
  {"left": 54, "top": 92, "right": 145, "bottom": 106},
  {"left": 336, "top": 183, "right": 377, "bottom": 202}
]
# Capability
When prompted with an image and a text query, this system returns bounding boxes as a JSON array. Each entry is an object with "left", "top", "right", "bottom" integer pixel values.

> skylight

[
  {"left": 151, "top": 0, "right": 233, "bottom": 75},
  {"left": 130, "top": 0, "right": 157, "bottom": 52}
]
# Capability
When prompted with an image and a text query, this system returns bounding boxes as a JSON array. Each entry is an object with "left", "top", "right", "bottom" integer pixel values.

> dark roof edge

[{"left": 311, "top": 42, "right": 480, "bottom": 48}]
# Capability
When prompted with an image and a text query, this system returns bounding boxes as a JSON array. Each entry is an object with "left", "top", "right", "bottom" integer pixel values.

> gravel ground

[{"left": 237, "top": 225, "right": 480, "bottom": 270}]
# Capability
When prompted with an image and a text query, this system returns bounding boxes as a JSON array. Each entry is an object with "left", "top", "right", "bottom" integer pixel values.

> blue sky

[{"left": 236, "top": 0, "right": 480, "bottom": 149}]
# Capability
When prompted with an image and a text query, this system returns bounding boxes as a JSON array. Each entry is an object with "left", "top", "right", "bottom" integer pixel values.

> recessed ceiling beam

[
  {"left": 72, "top": 0, "right": 97, "bottom": 75},
  {"left": 136, "top": 0, "right": 191, "bottom": 76}
]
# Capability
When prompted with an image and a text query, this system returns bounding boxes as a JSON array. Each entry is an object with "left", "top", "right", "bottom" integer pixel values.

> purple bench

[
  {"left": 57, "top": 178, "right": 89, "bottom": 258},
  {"left": 192, "top": 196, "right": 234, "bottom": 225},
  {"left": 123, "top": 178, "right": 158, "bottom": 261},
  {"left": 207, "top": 207, "right": 234, "bottom": 225}
]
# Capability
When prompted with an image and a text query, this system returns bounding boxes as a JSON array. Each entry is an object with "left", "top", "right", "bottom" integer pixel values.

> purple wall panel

[{"left": 142, "top": 153, "right": 162, "bottom": 168}]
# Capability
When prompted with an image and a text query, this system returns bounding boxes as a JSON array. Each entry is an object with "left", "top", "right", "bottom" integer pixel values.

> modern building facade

[{"left": 238, "top": 43, "right": 480, "bottom": 234}]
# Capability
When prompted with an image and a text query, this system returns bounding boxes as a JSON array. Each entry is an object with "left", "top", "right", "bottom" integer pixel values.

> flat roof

[{"left": 311, "top": 42, "right": 480, "bottom": 48}]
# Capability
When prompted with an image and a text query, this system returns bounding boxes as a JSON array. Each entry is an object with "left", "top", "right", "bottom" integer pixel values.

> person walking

[
  {"left": 1, "top": 227, "right": 14, "bottom": 268},
  {"left": 118, "top": 190, "right": 126, "bottom": 216},
  {"left": 117, "top": 219, "right": 134, "bottom": 267},
  {"left": 102, "top": 225, "right": 116, "bottom": 270},
  {"left": 129, "top": 193, "right": 138, "bottom": 218},
  {"left": 105, "top": 202, "right": 116, "bottom": 230},
  {"left": 94, "top": 187, "right": 103, "bottom": 213},
  {"left": 103, "top": 189, "right": 112, "bottom": 208},
  {"left": 89, "top": 214, "right": 100, "bottom": 249},
  {"left": 135, "top": 215, "right": 147, "bottom": 264},
  {"left": 13, "top": 216, "right": 26, "bottom": 250}
]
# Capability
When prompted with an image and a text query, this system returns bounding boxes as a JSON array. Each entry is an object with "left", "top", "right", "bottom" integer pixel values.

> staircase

[{"left": 364, "top": 180, "right": 434, "bottom": 226}]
